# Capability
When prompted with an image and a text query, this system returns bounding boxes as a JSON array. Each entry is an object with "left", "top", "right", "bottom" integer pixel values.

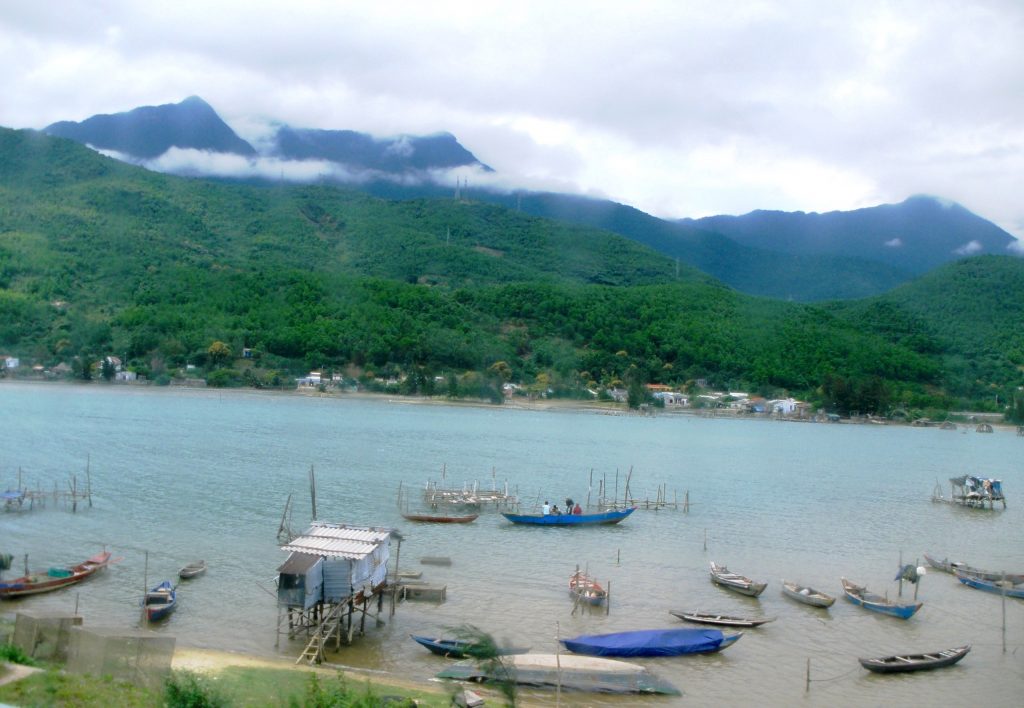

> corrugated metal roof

[{"left": 280, "top": 522, "right": 392, "bottom": 560}]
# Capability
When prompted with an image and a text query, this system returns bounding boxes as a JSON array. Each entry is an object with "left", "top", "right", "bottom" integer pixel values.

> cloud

[
  {"left": 1, "top": 1, "right": 1023, "bottom": 236},
  {"left": 953, "top": 240, "right": 983, "bottom": 256}
]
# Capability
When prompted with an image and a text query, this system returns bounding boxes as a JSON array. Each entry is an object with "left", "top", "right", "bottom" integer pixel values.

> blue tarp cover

[{"left": 562, "top": 628, "right": 725, "bottom": 657}]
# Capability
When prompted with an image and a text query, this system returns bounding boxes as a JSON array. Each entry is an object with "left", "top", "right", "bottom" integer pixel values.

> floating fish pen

[
  {"left": 419, "top": 466, "right": 519, "bottom": 510},
  {"left": 933, "top": 476, "right": 1006, "bottom": 510},
  {"left": 2, "top": 467, "right": 94, "bottom": 513},
  {"left": 590, "top": 467, "right": 686, "bottom": 512},
  {"left": 276, "top": 521, "right": 395, "bottom": 664}
]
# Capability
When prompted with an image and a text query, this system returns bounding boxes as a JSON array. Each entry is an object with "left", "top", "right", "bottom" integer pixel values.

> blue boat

[
  {"left": 841, "top": 578, "right": 921, "bottom": 619},
  {"left": 561, "top": 628, "right": 742, "bottom": 657},
  {"left": 955, "top": 570, "right": 1024, "bottom": 598},
  {"left": 143, "top": 580, "right": 177, "bottom": 621},
  {"left": 410, "top": 634, "right": 530, "bottom": 658},
  {"left": 501, "top": 507, "right": 636, "bottom": 526}
]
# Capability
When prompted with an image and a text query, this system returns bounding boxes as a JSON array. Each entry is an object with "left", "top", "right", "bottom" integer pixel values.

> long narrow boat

[
  {"left": 501, "top": 507, "right": 636, "bottom": 526},
  {"left": 0, "top": 551, "right": 112, "bottom": 599},
  {"left": 781, "top": 580, "right": 836, "bottom": 608},
  {"left": 401, "top": 512, "right": 479, "bottom": 523},
  {"left": 143, "top": 581, "right": 177, "bottom": 621},
  {"left": 923, "top": 553, "right": 1024, "bottom": 584},
  {"left": 859, "top": 645, "right": 970, "bottom": 673},
  {"left": 709, "top": 562, "right": 767, "bottom": 597},
  {"left": 437, "top": 653, "right": 680, "bottom": 695},
  {"left": 569, "top": 570, "right": 607, "bottom": 605},
  {"left": 669, "top": 610, "right": 774, "bottom": 627},
  {"left": 841, "top": 578, "right": 922, "bottom": 619},
  {"left": 954, "top": 570, "right": 1024, "bottom": 598},
  {"left": 178, "top": 560, "right": 207, "bottom": 579},
  {"left": 561, "top": 628, "right": 742, "bottom": 657},
  {"left": 410, "top": 634, "right": 529, "bottom": 658}
]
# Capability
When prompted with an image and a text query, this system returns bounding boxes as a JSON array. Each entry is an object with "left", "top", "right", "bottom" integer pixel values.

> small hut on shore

[{"left": 277, "top": 521, "right": 393, "bottom": 663}]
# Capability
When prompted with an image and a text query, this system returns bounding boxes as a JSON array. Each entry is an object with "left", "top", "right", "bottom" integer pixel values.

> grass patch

[
  {"left": 0, "top": 643, "right": 39, "bottom": 666},
  {"left": 0, "top": 666, "right": 454, "bottom": 707}
]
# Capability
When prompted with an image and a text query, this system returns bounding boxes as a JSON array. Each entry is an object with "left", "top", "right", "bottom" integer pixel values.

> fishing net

[{"left": 65, "top": 626, "right": 175, "bottom": 688}]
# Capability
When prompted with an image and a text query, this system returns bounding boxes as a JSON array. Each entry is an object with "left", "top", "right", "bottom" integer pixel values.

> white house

[{"left": 4, "top": 357, "right": 19, "bottom": 369}]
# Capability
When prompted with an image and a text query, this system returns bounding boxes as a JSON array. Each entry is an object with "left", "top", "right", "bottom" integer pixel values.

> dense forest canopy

[{"left": 1, "top": 128, "right": 1023, "bottom": 418}]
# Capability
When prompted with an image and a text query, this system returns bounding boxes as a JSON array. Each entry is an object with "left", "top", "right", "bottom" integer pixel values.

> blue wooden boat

[
  {"left": 501, "top": 507, "right": 636, "bottom": 526},
  {"left": 561, "top": 628, "right": 742, "bottom": 657},
  {"left": 410, "top": 634, "right": 529, "bottom": 658},
  {"left": 841, "top": 578, "right": 921, "bottom": 619},
  {"left": 954, "top": 570, "right": 1024, "bottom": 598},
  {"left": 143, "top": 580, "right": 177, "bottom": 621}
]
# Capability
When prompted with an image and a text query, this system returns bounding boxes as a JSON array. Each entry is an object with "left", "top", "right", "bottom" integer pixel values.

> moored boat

[
  {"left": 841, "top": 578, "right": 921, "bottom": 619},
  {"left": 501, "top": 507, "right": 636, "bottom": 526},
  {"left": 569, "top": 570, "right": 607, "bottom": 605},
  {"left": 781, "top": 580, "right": 836, "bottom": 608},
  {"left": 669, "top": 610, "right": 774, "bottom": 627},
  {"left": 143, "top": 581, "right": 177, "bottom": 621},
  {"left": 923, "top": 553, "right": 1024, "bottom": 584},
  {"left": 954, "top": 570, "right": 1024, "bottom": 598},
  {"left": 561, "top": 628, "right": 741, "bottom": 657},
  {"left": 410, "top": 634, "right": 529, "bottom": 658},
  {"left": 401, "top": 512, "right": 479, "bottom": 523},
  {"left": 178, "top": 560, "right": 207, "bottom": 579},
  {"left": 709, "top": 562, "right": 767, "bottom": 597},
  {"left": 437, "top": 653, "right": 680, "bottom": 695},
  {"left": 0, "top": 551, "right": 113, "bottom": 599},
  {"left": 859, "top": 645, "right": 970, "bottom": 673}
]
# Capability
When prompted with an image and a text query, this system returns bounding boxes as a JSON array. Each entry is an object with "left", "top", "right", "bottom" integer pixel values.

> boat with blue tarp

[
  {"left": 501, "top": 507, "right": 636, "bottom": 526},
  {"left": 561, "top": 627, "right": 742, "bottom": 657},
  {"left": 143, "top": 580, "right": 177, "bottom": 621}
]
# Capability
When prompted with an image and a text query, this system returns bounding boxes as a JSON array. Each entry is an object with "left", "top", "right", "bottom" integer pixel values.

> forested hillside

[{"left": 1, "top": 127, "right": 1021, "bottom": 416}]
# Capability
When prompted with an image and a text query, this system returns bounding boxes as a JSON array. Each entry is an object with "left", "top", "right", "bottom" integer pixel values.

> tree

[{"left": 207, "top": 340, "right": 232, "bottom": 367}]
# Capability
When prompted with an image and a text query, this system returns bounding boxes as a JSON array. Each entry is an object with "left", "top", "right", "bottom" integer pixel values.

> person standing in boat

[
  {"left": 542, "top": 500, "right": 551, "bottom": 515},
  {"left": 572, "top": 502, "right": 583, "bottom": 515}
]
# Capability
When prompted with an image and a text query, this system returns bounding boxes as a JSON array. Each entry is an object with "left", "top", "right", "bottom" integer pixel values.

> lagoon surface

[{"left": 1, "top": 382, "right": 1022, "bottom": 706}]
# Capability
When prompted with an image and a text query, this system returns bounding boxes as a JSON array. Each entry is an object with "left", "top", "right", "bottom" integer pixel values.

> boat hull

[
  {"left": 669, "top": 610, "right": 774, "bottom": 627},
  {"left": 0, "top": 551, "right": 112, "bottom": 599},
  {"left": 402, "top": 513, "right": 478, "bottom": 523},
  {"left": 781, "top": 581, "right": 836, "bottom": 608},
  {"left": 143, "top": 581, "right": 177, "bottom": 622},
  {"left": 841, "top": 578, "right": 921, "bottom": 619},
  {"left": 437, "top": 653, "right": 680, "bottom": 695},
  {"left": 561, "top": 628, "right": 742, "bottom": 657},
  {"left": 860, "top": 645, "right": 970, "bottom": 673},
  {"left": 179, "top": 561, "right": 207, "bottom": 579},
  {"left": 709, "top": 563, "right": 767, "bottom": 597},
  {"left": 410, "top": 634, "right": 528, "bottom": 658},
  {"left": 955, "top": 571, "right": 1024, "bottom": 598},
  {"left": 502, "top": 508, "right": 636, "bottom": 526}
]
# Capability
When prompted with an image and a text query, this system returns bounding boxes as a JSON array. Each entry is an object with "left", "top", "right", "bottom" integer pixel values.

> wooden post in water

[
  {"left": 684, "top": 490, "right": 689, "bottom": 513},
  {"left": 587, "top": 468, "right": 593, "bottom": 510},
  {"left": 1002, "top": 571, "right": 1007, "bottom": 653},
  {"left": 309, "top": 464, "right": 317, "bottom": 521},
  {"left": 913, "top": 558, "right": 921, "bottom": 601},
  {"left": 897, "top": 549, "right": 905, "bottom": 594},
  {"left": 86, "top": 456, "right": 92, "bottom": 508},
  {"left": 606, "top": 580, "right": 611, "bottom": 616},
  {"left": 142, "top": 550, "right": 148, "bottom": 624},
  {"left": 805, "top": 658, "right": 810, "bottom": 692}
]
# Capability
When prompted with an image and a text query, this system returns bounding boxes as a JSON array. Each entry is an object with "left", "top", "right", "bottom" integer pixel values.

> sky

[{"left": 2, "top": 0, "right": 1023, "bottom": 242}]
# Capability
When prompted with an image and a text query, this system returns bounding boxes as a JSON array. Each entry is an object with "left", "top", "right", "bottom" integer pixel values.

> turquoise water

[{"left": 1, "top": 382, "right": 1022, "bottom": 705}]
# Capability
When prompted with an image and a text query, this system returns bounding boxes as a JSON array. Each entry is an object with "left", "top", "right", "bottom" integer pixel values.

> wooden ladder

[{"left": 296, "top": 602, "right": 346, "bottom": 665}]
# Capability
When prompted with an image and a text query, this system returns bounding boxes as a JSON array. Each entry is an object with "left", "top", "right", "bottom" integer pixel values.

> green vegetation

[
  {"left": 1, "top": 127, "right": 1023, "bottom": 416},
  {"left": 0, "top": 666, "right": 449, "bottom": 707}
]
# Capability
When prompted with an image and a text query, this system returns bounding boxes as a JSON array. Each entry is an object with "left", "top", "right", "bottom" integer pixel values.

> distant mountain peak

[{"left": 44, "top": 96, "right": 256, "bottom": 159}]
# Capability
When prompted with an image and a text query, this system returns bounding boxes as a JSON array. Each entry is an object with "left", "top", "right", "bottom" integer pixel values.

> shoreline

[{"left": 2, "top": 377, "right": 1019, "bottom": 432}]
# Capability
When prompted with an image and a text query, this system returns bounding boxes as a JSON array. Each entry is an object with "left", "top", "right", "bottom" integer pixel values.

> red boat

[
  {"left": 0, "top": 551, "right": 113, "bottom": 599},
  {"left": 569, "top": 570, "right": 607, "bottom": 605},
  {"left": 401, "top": 512, "right": 478, "bottom": 523}
]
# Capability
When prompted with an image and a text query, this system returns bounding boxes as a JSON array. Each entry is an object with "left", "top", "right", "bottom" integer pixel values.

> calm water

[{"left": 1, "top": 382, "right": 1022, "bottom": 706}]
